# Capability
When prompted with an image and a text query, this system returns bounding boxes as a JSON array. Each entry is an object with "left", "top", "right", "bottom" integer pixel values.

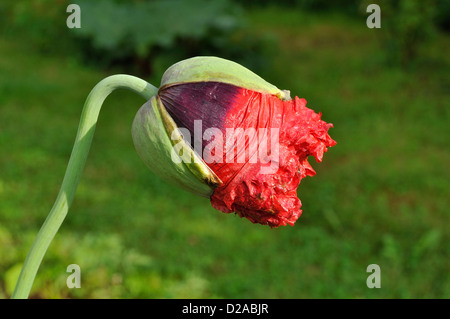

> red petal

[{"left": 209, "top": 89, "right": 336, "bottom": 227}]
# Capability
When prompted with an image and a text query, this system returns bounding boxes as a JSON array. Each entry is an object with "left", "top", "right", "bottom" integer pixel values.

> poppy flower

[
  {"left": 12, "top": 57, "right": 335, "bottom": 301},
  {"left": 132, "top": 56, "right": 336, "bottom": 227}
]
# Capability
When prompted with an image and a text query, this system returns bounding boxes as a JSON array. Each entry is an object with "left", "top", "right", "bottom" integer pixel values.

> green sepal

[{"left": 160, "top": 56, "right": 291, "bottom": 101}]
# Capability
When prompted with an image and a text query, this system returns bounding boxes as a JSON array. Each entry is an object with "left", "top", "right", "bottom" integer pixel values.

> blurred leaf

[
  {"left": 4, "top": 263, "right": 22, "bottom": 296},
  {"left": 73, "top": 0, "right": 244, "bottom": 74},
  {"left": 377, "top": 0, "right": 438, "bottom": 66},
  {"left": 381, "top": 234, "right": 403, "bottom": 268},
  {"left": 411, "top": 230, "right": 442, "bottom": 264}
]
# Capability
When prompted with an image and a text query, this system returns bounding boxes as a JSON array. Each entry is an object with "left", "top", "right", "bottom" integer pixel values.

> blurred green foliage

[
  {"left": 0, "top": 1, "right": 449, "bottom": 299},
  {"left": 2, "top": 0, "right": 449, "bottom": 72},
  {"left": 72, "top": 0, "right": 255, "bottom": 76},
  {"left": 242, "top": 0, "right": 361, "bottom": 14},
  {"left": 376, "top": 0, "right": 438, "bottom": 66},
  {"left": 0, "top": 0, "right": 75, "bottom": 54},
  {"left": 0, "top": 0, "right": 275, "bottom": 76},
  {"left": 243, "top": 0, "right": 449, "bottom": 67},
  {"left": 241, "top": 0, "right": 450, "bottom": 29}
]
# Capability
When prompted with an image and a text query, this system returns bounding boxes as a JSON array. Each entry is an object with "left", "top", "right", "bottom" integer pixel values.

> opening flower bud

[{"left": 132, "top": 56, "right": 336, "bottom": 227}]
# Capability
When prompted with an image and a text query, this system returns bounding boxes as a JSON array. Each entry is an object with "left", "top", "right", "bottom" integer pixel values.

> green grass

[{"left": 1, "top": 7, "right": 449, "bottom": 298}]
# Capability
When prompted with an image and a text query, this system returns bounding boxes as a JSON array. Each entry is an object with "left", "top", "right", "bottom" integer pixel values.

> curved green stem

[{"left": 11, "top": 74, "right": 158, "bottom": 299}]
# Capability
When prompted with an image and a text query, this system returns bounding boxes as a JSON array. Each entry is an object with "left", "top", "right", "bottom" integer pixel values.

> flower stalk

[{"left": 11, "top": 75, "right": 158, "bottom": 299}]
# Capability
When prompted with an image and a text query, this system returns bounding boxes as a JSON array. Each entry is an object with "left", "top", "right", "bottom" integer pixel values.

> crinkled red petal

[
  {"left": 159, "top": 82, "right": 335, "bottom": 228},
  {"left": 208, "top": 88, "right": 336, "bottom": 228}
]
